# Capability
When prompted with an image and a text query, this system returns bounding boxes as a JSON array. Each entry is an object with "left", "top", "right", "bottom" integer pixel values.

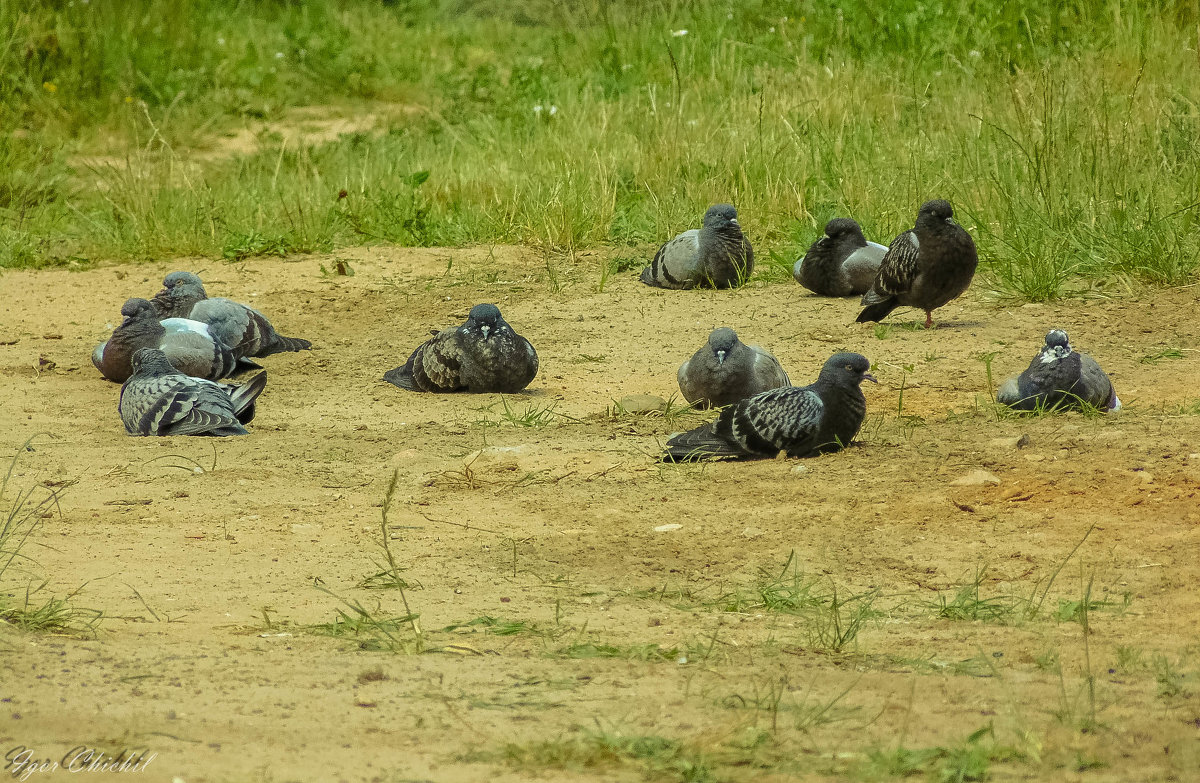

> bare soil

[{"left": 2, "top": 249, "right": 1199, "bottom": 782}]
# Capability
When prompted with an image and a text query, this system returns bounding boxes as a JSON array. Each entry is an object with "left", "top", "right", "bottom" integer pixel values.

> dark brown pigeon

[
  {"left": 383, "top": 303, "right": 538, "bottom": 393},
  {"left": 640, "top": 204, "right": 753, "bottom": 289},
  {"left": 663, "top": 352, "right": 875, "bottom": 461},
  {"left": 92, "top": 298, "right": 243, "bottom": 383},
  {"left": 856, "top": 200, "right": 978, "bottom": 328}
]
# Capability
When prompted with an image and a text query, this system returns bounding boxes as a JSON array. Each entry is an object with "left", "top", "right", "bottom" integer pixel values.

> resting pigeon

[
  {"left": 119, "top": 348, "right": 267, "bottom": 436},
  {"left": 383, "top": 303, "right": 538, "bottom": 393},
  {"left": 997, "top": 330, "right": 1121, "bottom": 412},
  {"left": 152, "top": 271, "right": 312, "bottom": 357},
  {"left": 794, "top": 218, "right": 888, "bottom": 297},
  {"left": 856, "top": 200, "right": 978, "bottom": 328},
  {"left": 640, "top": 204, "right": 754, "bottom": 289},
  {"left": 92, "top": 298, "right": 244, "bottom": 383},
  {"left": 677, "top": 328, "right": 790, "bottom": 409},
  {"left": 663, "top": 352, "right": 875, "bottom": 461}
]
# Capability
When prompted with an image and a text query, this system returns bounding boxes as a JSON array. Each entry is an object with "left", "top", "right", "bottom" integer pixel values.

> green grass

[
  {"left": 3, "top": 0, "right": 1199, "bottom": 297},
  {"left": 501, "top": 728, "right": 713, "bottom": 782},
  {"left": 1, "top": 438, "right": 103, "bottom": 636}
]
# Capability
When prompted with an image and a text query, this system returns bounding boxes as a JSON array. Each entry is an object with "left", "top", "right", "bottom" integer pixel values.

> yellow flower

[
  {"left": 42, "top": 81, "right": 57, "bottom": 93},
  {"left": 124, "top": 96, "right": 133, "bottom": 103}
]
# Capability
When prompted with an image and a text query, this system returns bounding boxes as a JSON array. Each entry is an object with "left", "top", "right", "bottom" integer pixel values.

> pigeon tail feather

[
  {"left": 662, "top": 426, "right": 747, "bottom": 461},
  {"left": 260, "top": 334, "right": 312, "bottom": 355},
  {"left": 228, "top": 371, "right": 267, "bottom": 423},
  {"left": 856, "top": 300, "right": 898, "bottom": 323},
  {"left": 383, "top": 363, "right": 419, "bottom": 390}
]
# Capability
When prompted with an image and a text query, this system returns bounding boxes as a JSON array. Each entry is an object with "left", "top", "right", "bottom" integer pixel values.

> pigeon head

[
  {"left": 120, "top": 298, "right": 156, "bottom": 320},
  {"left": 823, "top": 218, "right": 865, "bottom": 241},
  {"left": 160, "top": 271, "right": 205, "bottom": 295},
  {"left": 129, "top": 347, "right": 176, "bottom": 376},
  {"left": 916, "top": 199, "right": 955, "bottom": 227},
  {"left": 702, "top": 204, "right": 741, "bottom": 231},
  {"left": 706, "top": 327, "right": 740, "bottom": 366},
  {"left": 467, "top": 303, "right": 507, "bottom": 340},
  {"left": 820, "top": 352, "right": 877, "bottom": 386},
  {"left": 1040, "top": 329, "right": 1073, "bottom": 362}
]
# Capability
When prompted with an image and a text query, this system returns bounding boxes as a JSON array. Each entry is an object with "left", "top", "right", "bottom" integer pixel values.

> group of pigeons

[
  {"left": 92, "top": 272, "right": 310, "bottom": 436},
  {"left": 89, "top": 198, "right": 1120, "bottom": 461}
]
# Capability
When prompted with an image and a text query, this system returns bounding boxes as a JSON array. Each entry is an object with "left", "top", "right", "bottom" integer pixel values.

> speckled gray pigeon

[
  {"left": 794, "top": 218, "right": 888, "bottom": 297},
  {"left": 856, "top": 200, "right": 978, "bottom": 328},
  {"left": 151, "top": 271, "right": 311, "bottom": 357},
  {"left": 663, "top": 352, "right": 875, "bottom": 460},
  {"left": 640, "top": 204, "right": 754, "bottom": 289},
  {"left": 92, "top": 298, "right": 244, "bottom": 383},
  {"left": 383, "top": 303, "right": 538, "bottom": 393},
  {"left": 677, "top": 328, "right": 790, "bottom": 409},
  {"left": 997, "top": 330, "right": 1120, "bottom": 412},
  {"left": 119, "top": 348, "right": 267, "bottom": 436}
]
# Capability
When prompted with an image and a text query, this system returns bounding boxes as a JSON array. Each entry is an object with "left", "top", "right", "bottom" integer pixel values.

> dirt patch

[{"left": 2, "top": 250, "right": 1199, "bottom": 781}]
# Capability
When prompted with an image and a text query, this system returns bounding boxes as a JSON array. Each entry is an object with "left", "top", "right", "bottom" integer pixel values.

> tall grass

[{"left": 2, "top": 0, "right": 1199, "bottom": 297}]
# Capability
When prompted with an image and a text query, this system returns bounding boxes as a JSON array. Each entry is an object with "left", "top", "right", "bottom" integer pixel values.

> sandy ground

[{"left": 1, "top": 248, "right": 1199, "bottom": 782}]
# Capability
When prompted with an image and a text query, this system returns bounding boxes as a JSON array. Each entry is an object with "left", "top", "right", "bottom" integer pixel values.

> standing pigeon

[
  {"left": 856, "top": 200, "right": 978, "bottom": 328},
  {"left": 677, "top": 328, "right": 790, "bottom": 409},
  {"left": 640, "top": 204, "right": 754, "bottom": 289},
  {"left": 119, "top": 348, "right": 267, "bottom": 436},
  {"left": 794, "top": 218, "right": 888, "bottom": 296},
  {"left": 92, "top": 298, "right": 244, "bottom": 383},
  {"left": 151, "top": 271, "right": 312, "bottom": 357},
  {"left": 663, "top": 352, "right": 875, "bottom": 460},
  {"left": 997, "top": 330, "right": 1121, "bottom": 412},
  {"left": 383, "top": 303, "right": 538, "bottom": 393}
]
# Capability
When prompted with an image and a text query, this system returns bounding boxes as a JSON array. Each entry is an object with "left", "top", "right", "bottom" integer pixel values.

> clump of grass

[
  {"left": 310, "top": 470, "right": 422, "bottom": 652},
  {"left": 1, "top": 437, "right": 102, "bottom": 636},
  {"left": 502, "top": 727, "right": 712, "bottom": 782},
  {"left": 862, "top": 724, "right": 1024, "bottom": 782}
]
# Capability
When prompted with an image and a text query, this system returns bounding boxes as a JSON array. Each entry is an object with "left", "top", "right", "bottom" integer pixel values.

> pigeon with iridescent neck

[
  {"left": 677, "top": 328, "right": 790, "bottom": 408},
  {"left": 997, "top": 330, "right": 1120, "bottom": 412},
  {"left": 383, "top": 303, "right": 538, "bottom": 393},
  {"left": 640, "top": 204, "right": 754, "bottom": 289}
]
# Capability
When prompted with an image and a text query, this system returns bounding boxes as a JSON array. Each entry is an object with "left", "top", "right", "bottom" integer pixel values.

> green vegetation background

[{"left": 3, "top": 0, "right": 1199, "bottom": 299}]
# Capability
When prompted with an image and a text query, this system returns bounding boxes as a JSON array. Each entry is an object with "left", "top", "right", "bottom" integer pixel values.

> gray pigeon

[
  {"left": 640, "top": 204, "right": 754, "bottom": 289},
  {"left": 856, "top": 200, "right": 978, "bottom": 328},
  {"left": 383, "top": 303, "right": 538, "bottom": 393},
  {"left": 677, "top": 328, "right": 790, "bottom": 409},
  {"left": 151, "top": 271, "right": 312, "bottom": 357},
  {"left": 92, "top": 298, "right": 244, "bottom": 383},
  {"left": 997, "top": 330, "right": 1121, "bottom": 412},
  {"left": 794, "top": 218, "right": 888, "bottom": 296},
  {"left": 119, "top": 348, "right": 267, "bottom": 436},
  {"left": 663, "top": 352, "right": 875, "bottom": 460}
]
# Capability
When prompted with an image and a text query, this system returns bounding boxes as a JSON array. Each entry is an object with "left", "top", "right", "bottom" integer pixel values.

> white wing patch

[
  {"left": 163, "top": 318, "right": 213, "bottom": 338},
  {"left": 906, "top": 233, "right": 919, "bottom": 251}
]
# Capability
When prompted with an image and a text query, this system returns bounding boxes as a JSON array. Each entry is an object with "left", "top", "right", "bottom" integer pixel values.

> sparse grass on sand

[{"left": 4, "top": 0, "right": 1199, "bottom": 299}]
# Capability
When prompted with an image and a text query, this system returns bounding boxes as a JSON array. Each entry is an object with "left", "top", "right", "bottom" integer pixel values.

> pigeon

[
  {"left": 856, "top": 200, "right": 978, "bottom": 328},
  {"left": 119, "top": 348, "right": 267, "bottom": 436},
  {"left": 793, "top": 218, "right": 888, "bottom": 296},
  {"left": 383, "top": 303, "right": 538, "bottom": 393},
  {"left": 92, "top": 298, "right": 244, "bottom": 383},
  {"left": 677, "top": 328, "right": 790, "bottom": 409},
  {"left": 997, "top": 330, "right": 1121, "bottom": 412},
  {"left": 663, "top": 352, "right": 875, "bottom": 460},
  {"left": 151, "top": 271, "right": 312, "bottom": 357},
  {"left": 640, "top": 204, "right": 754, "bottom": 289}
]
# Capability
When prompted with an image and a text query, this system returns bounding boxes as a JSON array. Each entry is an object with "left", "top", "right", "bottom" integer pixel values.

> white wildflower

[{"left": 671, "top": 29, "right": 688, "bottom": 37}]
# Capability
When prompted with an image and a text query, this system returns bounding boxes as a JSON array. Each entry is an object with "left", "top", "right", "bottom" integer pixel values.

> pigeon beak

[
  {"left": 863, "top": 372, "right": 879, "bottom": 384},
  {"left": 480, "top": 325, "right": 491, "bottom": 339},
  {"left": 716, "top": 350, "right": 726, "bottom": 365},
  {"left": 729, "top": 218, "right": 739, "bottom": 226}
]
